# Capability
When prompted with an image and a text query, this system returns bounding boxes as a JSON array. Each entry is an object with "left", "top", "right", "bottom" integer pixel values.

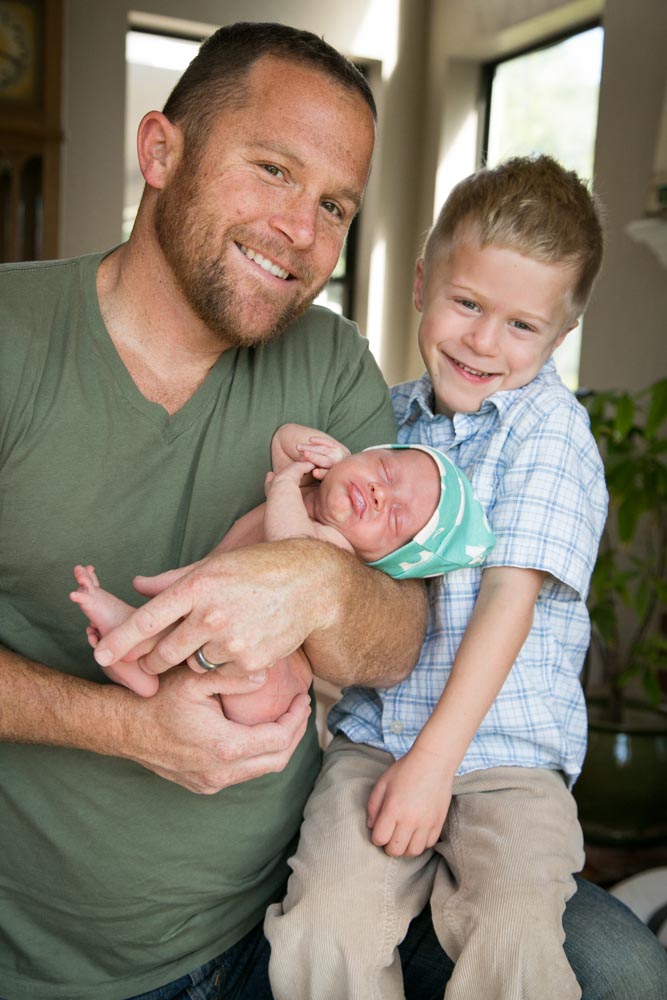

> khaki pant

[{"left": 265, "top": 735, "right": 584, "bottom": 1000}]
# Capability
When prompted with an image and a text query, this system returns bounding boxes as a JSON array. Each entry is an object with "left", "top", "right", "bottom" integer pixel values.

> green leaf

[
  {"left": 641, "top": 669, "right": 662, "bottom": 705},
  {"left": 646, "top": 378, "right": 667, "bottom": 438},
  {"left": 614, "top": 394, "right": 635, "bottom": 439}
]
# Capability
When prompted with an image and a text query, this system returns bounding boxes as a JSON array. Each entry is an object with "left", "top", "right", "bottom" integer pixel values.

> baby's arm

[
  {"left": 263, "top": 460, "right": 354, "bottom": 553},
  {"left": 271, "top": 423, "right": 350, "bottom": 480},
  {"left": 367, "top": 565, "right": 546, "bottom": 857}
]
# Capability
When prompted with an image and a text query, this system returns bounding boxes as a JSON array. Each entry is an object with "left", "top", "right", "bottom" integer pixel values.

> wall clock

[{"left": 0, "top": 0, "right": 41, "bottom": 105}]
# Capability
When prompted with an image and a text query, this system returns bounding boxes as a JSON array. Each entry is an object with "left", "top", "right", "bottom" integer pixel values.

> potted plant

[{"left": 573, "top": 378, "right": 667, "bottom": 845}]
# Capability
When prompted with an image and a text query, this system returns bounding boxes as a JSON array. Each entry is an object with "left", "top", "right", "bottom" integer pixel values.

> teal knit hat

[{"left": 365, "top": 444, "right": 495, "bottom": 580}]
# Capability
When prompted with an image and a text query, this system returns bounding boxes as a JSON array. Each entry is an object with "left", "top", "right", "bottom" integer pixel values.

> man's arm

[
  {"left": 0, "top": 644, "right": 311, "bottom": 793},
  {"left": 94, "top": 538, "right": 428, "bottom": 689}
]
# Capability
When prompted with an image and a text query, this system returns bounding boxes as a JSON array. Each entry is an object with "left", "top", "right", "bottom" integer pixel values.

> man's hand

[
  {"left": 93, "top": 541, "right": 334, "bottom": 681},
  {"left": 126, "top": 665, "right": 311, "bottom": 793},
  {"left": 367, "top": 744, "right": 453, "bottom": 857},
  {"left": 0, "top": 648, "right": 311, "bottom": 793}
]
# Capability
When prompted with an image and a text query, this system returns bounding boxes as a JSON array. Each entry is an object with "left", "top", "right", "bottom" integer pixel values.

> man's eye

[
  {"left": 261, "top": 164, "right": 284, "bottom": 179},
  {"left": 321, "top": 200, "right": 343, "bottom": 219}
]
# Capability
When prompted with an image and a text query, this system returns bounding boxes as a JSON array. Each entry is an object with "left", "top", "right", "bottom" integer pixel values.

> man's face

[
  {"left": 414, "top": 237, "right": 577, "bottom": 417},
  {"left": 312, "top": 448, "right": 440, "bottom": 562},
  {"left": 154, "top": 56, "right": 376, "bottom": 347}
]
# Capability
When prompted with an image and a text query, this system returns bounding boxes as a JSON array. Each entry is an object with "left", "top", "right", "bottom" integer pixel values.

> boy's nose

[{"left": 466, "top": 316, "right": 500, "bottom": 354}]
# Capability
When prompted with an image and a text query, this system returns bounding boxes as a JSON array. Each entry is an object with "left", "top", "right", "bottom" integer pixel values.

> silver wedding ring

[{"left": 194, "top": 646, "right": 224, "bottom": 671}]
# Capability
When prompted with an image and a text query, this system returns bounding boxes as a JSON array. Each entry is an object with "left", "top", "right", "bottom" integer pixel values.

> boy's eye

[
  {"left": 510, "top": 319, "right": 536, "bottom": 333},
  {"left": 456, "top": 298, "right": 480, "bottom": 312}
]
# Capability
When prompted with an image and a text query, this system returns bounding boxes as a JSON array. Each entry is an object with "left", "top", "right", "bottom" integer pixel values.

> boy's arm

[{"left": 367, "top": 565, "right": 546, "bottom": 857}]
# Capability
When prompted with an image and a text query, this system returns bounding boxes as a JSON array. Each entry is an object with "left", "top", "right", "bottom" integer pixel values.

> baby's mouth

[{"left": 349, "top": 483, "right": 367, "bottom": 517}]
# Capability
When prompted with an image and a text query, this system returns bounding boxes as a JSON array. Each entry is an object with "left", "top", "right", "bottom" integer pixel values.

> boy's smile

[{"left": 414, "top": 238, "right": 578, "bottom": 417}]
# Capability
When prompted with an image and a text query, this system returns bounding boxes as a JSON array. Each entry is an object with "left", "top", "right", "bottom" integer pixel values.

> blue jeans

[{"left": 130, "top": 877, "right": 667, "bottom": 1000}]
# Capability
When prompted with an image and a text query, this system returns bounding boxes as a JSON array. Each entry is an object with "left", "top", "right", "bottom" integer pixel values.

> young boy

[
  {"left": 264, "top": 155, "right": 608, "bottom": 1000},
  {"left": 71, "top": 423, "right": 494, "bottom": 725}
]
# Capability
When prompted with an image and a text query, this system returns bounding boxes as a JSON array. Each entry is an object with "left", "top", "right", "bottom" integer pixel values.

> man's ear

[
  {"left": 413, "top": 258, "right": 426, "bottom": 313},
  {"left": 136, "top": 111, "right": 184, "bottom": 191}
]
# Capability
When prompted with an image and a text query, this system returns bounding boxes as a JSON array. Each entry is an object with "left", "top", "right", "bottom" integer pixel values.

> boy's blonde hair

[{"left": 423, "top": 155, "right": 604, "bottom": 320}]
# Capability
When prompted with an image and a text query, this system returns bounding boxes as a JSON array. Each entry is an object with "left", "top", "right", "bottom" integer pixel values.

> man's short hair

[
  {"left": 162, "top": 21, "right": 376, "bottom": 162},
  {"left": 423, "top": 155, "right": 605, "bottom": 320}
]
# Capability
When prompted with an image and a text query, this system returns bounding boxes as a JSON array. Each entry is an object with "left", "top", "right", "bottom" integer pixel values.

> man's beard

[{"left": 154, "top": 159, "right": 326, "bottom": 348}]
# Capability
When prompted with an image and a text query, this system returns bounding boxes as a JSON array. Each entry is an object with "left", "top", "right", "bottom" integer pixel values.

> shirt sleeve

[{"left": 484, "top": 398, "right": 607, "bottom": 599}]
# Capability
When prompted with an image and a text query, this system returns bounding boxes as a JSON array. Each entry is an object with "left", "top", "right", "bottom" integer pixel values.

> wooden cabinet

[{"left": 0, "top": 0, "right": 62, "bottom": 261}]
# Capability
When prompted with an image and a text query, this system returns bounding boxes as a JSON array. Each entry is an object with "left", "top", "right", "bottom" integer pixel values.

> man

[{"left": 0, "top": 21, "right": 664, "bottom": 1000}]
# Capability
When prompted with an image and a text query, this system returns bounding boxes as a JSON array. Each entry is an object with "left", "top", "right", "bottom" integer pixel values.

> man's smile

[{"left": 236, "top": 242, "right": 294, "bottom": 280}]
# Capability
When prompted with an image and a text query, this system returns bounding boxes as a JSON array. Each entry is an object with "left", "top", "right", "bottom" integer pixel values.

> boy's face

[
  {"left": 414, "top": 237, "right": 578, "bottom": 417},
  {"left": 312, "top": 448, "right": 440, "bottom": 562}
]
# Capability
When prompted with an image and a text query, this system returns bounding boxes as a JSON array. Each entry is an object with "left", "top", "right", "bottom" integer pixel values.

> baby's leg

[
  {"left": 221, "top": 648, "right": 313, "bottom": 725},
  {"left": 70, "top": 565, "right": 159, "bottom": 697},
  {"left": 431, "top": 766, "right": 583, "bottom": 1000}
]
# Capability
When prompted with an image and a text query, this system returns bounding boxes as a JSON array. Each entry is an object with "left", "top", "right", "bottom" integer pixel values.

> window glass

[{"left": 484, "top": 25, "right": 604, "bottom": 389}]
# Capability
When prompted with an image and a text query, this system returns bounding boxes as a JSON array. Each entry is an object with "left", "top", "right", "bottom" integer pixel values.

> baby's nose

[{"left": 369, "top": 482, "right": 388, "bottom": 509}]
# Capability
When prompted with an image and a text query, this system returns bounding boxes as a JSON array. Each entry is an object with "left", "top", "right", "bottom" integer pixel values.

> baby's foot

[{"left": 70, "top": 565, "right": 159, "bottom": 697}]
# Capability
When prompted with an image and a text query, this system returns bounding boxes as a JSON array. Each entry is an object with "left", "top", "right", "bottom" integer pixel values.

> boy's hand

[
  {"left": 366, "top": 743, "right": 454, "bottom": 857},
  {"left": 296, "top": 435, "right": 351, "bottom": 480}
]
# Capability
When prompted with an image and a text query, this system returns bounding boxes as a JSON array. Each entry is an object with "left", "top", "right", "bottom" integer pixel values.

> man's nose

[{"left": 269, "top": 196, "right": 318, "bottom": 249}]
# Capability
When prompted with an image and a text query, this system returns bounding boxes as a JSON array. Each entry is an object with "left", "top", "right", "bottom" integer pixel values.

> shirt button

[{"left": 389, "top": 720, "right": 404, "bottom": 735}]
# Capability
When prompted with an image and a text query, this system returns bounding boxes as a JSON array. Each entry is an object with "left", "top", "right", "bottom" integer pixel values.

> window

[
  {"left": 124, "top": 28, "right": 358, "bottom": 317},
  {"left": 482, "top": 24, "right": 604, "bottom": 389}
]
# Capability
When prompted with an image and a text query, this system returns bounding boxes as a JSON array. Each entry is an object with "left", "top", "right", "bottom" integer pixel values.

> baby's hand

[
  {"left": 296, "top": 435, "right": 350, "bottom": 480},
  {"left": 265, "top": 460, "right": 315, "bottom": 497}
]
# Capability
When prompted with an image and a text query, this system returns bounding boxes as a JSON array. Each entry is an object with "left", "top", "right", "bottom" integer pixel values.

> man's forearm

[
  {"left": 0, "top": 645, "right": 135, "bottom": 756},
  {"left": 301, "top": 542, "right": 428, "bottom": 688},
  {"left": 0, "top": 645, "right": 312, "bottom": 793},
  {"left": 94, "top": 537, "right": 428, "bottom": 689}
]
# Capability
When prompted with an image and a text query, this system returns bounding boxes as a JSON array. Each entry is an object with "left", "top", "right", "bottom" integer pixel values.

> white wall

[
  {"left": 578, "top": 0, "right": 667, "bottom": 393},
  {"left": 61, "top": 0, "right": 666, "bottom": 392}
]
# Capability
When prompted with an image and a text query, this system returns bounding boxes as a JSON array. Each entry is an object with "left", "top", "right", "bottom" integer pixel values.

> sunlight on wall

[
  {"left": 351, "top": 0, "right": 400, "bottom": 78},
  {"left": 126, "top": 31, "right": 197, "bottom": 72},
  {"left": 433, "top": 108, "right": 479, "bottom": 222},
  {"left": 366, "top": 237, "right": 387, "bottom": 363}
]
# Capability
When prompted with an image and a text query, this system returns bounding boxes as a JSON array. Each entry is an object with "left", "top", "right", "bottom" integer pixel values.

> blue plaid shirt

[{"left": 329, "top": 361, "right": 608, "bottom": 783}]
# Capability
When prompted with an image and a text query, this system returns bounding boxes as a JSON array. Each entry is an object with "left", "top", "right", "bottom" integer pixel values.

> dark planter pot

[{"left": 574, "top": 700, "right": 667, "bottom": 846}]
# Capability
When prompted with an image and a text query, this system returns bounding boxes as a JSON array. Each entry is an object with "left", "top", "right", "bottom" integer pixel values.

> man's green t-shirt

[{"left": 0, "top": 253, "right": 397, "bottom": 999}]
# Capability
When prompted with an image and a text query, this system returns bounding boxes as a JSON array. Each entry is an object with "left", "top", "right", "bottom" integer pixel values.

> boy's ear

[
  {"left": 136, "top": 111, "right": 184, "bottom": 191},
  {"left": 413, "top": 258, "right": 426, "bottom": 312}
]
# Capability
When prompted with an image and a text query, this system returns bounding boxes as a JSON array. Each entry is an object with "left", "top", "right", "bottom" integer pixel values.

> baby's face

[{"left": 312, "top": 448, "right": 440, "bottom": 562}]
